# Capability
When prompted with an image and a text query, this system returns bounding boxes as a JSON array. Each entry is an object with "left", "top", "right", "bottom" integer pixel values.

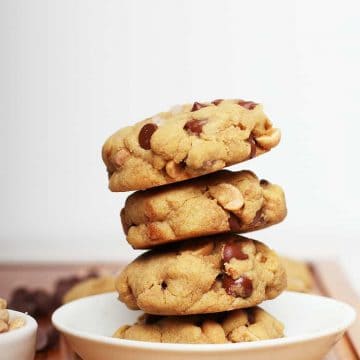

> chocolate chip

[
  {"left": 212, "top": 99, "right": 223, "bottom": 105},
  {"left": 191, "top": 102, "right": 208, "bottom": 112},
  {"left": 184, "top": 119, "right": 208, "bottom": 135},
  {"left": 9, "top": 288, "right": 38, "bottom": 316},
  {"left": 53, "top": 276, "right": 80, "bottom": 307},
  {"left": 161, "top": 281, "right": 167, "bottom": 290},
  {"left": 250, "top": 208, "right": 265, "bottom": 227},
  {"left": 238, "top": 100, "right": 258, "bottom": 110},
  {"left": 260, "top": 179, "right": 269, "bottom": 186},
  {"left": 222, "top": 239, "right": 249, "bottom": 263},
  {"left": 36, "top": 327, "right": 48, "bottom": 352},
  {"left": 246, "top": 308, "right": 256, "bottom": 325},
  {"left": 32, "top": 290, "right": 53, "bottom": 317},
  {"left": 248, "top": 133, "right": 257, "bottom": 159},
  {"left": 138, "top": 123, "right": 158, "bottom": 150},
  {"left": 222, "top": 275, "right": 253, "bottom": 298},
  {"left": 228, "top": 213, "right": 242, "bottom": 232}
]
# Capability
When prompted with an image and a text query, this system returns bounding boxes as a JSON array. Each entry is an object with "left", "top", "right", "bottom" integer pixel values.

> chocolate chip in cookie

[
  {"left": 138, "top": 123, "right": 158, "bottom": 150},
  {"left": 248, "top": 133, "right": 257, "bottom": 159},
  {"left": 212, "top": 99, "right": 223, "bottom": 105},
  {"left": 222, "top": 238, "right": 248, "bottom": 262},
  {"left": 190, "top": 102, "right": 208, "bottom": 112},
  {"left": 184, "top": 119, "right": 208, "bottom": 135},
  {"left": 238, "top": 100, "right": 258, "bottom": 110},
  {"left": 228, "top": 213, "right": 243, "bottom": 232},
  {"left": 222, "top": 275, "right": 253, "bottom": 298}
]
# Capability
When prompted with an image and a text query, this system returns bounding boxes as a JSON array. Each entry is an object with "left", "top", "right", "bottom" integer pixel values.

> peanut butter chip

[{"left": 138, "top": 123, "right": 158, "bottom": 150}]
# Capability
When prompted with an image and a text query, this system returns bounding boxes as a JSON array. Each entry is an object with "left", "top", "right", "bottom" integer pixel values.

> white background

[{"left": 0, "top": 1, "right": 359, "bottom": 291}]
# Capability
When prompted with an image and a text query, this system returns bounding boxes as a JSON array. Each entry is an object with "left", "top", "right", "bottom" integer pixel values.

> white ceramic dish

[
  {"left": 0, "top": 310, "right": 37, "bottom": 360},
  {"left": 52, "top": 291, "right": 355, "bottom": 360}
]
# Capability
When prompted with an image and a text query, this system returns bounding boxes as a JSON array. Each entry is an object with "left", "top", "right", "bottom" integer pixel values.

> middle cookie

[{"left": 121, "top": 170, "right": 287, "bottom": 249}]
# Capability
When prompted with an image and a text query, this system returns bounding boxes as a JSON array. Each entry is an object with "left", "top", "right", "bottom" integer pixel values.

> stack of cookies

[{"left": 102, "top": 99, "right": 288, "bottom": 344}]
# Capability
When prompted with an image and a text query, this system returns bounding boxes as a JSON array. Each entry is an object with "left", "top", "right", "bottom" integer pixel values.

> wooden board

[{"left": 0, "top": 261, "right": 359, "bottom": 359}]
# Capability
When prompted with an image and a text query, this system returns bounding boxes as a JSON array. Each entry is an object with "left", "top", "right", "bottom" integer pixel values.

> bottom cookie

[{"left": 113, "top": 307, "right": 284, "bottom": 344}]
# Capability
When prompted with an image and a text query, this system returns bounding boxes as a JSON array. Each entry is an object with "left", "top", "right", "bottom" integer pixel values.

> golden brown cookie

[
  {"left": 113, "top": 307, "right": 284, "bottom": 344},
  {"left": 62, "top": 276, "right": 115, "bottom": 304},
  {"left": 102, "top": 99, "right": 281, "bottom": 191},
  {"left": 116, "top": 234, "right": 286, "bottom": 315},
  {"left": 121, "top": 170, "right": 286, "bottom": 249},
  {"left": 280, "top": 257, "right": 313, "bottom": 293}
]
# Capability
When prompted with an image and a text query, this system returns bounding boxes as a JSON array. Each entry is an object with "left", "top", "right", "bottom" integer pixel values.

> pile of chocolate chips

[{"left": 8, "top": 270, "right": 98, "bottom": 353}]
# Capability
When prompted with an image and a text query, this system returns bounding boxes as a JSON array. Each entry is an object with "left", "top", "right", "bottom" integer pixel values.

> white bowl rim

[
  {"left": 0, "top": 310, "right": 38, "bottom": 341},
  {"left": 52, "top": 291, "right": 356, "bottom": 353}
]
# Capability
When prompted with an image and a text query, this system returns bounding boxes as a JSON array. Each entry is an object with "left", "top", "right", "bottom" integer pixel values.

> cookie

[
  {"left": 102, "top": 99, "right": 281, "bottom": 191},
  {"left": 113, "top": 307, "right": 284, "bottom": 344},
  {"left": 62, "top": 275, "right": 115, "bottom": 304},
  {"left": 121, "top": 170, "right": 286, "bottom": 249},
  {"left": 280, "top": 257, "right": 313, "bottom": 293},
  {"left": 116, "top": 234, "right": 286, "bottom": 315}
]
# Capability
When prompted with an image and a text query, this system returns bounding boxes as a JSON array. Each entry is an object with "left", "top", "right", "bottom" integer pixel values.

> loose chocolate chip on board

[
  {"left": 248, "top": 133, "right": 257, "bottom": 159},
  {"left": 228, "top": 213, "right": 242, "bottom": 232},
  {"left": 222, "top": 275, "right": 253, "bottom": 298},
  {"left": 36, "top": 326, "right": 59, "bottom": 352},
  {"left": 212, "top": 99, "right": 223, "bottom": 105},
  {"left": 36, "top": 327, "right": 49, "bottom": 352},
  {"left": 53, "top": 276, "right": 80, "bottom": 307},
  {"left": 138, "top": 123, "right": 158, "bottom": 150},
  {"left": 184, "top": 119, "right": 208, "bottom": 135},
  {"left": 32, "top": 290, "right": 54, "bottom": 317},
  {"left": 222, "top": 239, "right": 249, "bottom": 263},
  {"left": 238, "top": 100, "right": 258, "bottom": 110},
  {"left": 190, "top": 102, "right": 208, "bottom": 112},
  {"left": 9, "top": 288, "right": 37, "bottom": 316}
]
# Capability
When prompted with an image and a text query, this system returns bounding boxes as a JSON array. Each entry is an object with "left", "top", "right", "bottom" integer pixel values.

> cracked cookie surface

[
  {"left": 113, "top": 307, "right": 284, "bottom": 344},
  {"left": 116, "top": 234, "right": 286, "bottom": 315},
  {"left": 121, "top": 170, "right": 287, "bottom": 249},
  {"left": 102, "top": 99, "right": 281, "bottom": 192}
]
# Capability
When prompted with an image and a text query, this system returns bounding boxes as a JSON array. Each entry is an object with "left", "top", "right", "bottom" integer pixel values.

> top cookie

[{"left": 102, "top": 99, "right": 281, "bottom": 191}]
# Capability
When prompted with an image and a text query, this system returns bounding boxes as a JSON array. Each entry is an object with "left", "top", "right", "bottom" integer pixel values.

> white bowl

[
  {"left": 52, "top": 291, "right": 356, "bottom": 360},
  {"left": 0, "top": 310, "right": 37, "bottom": 360}
]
